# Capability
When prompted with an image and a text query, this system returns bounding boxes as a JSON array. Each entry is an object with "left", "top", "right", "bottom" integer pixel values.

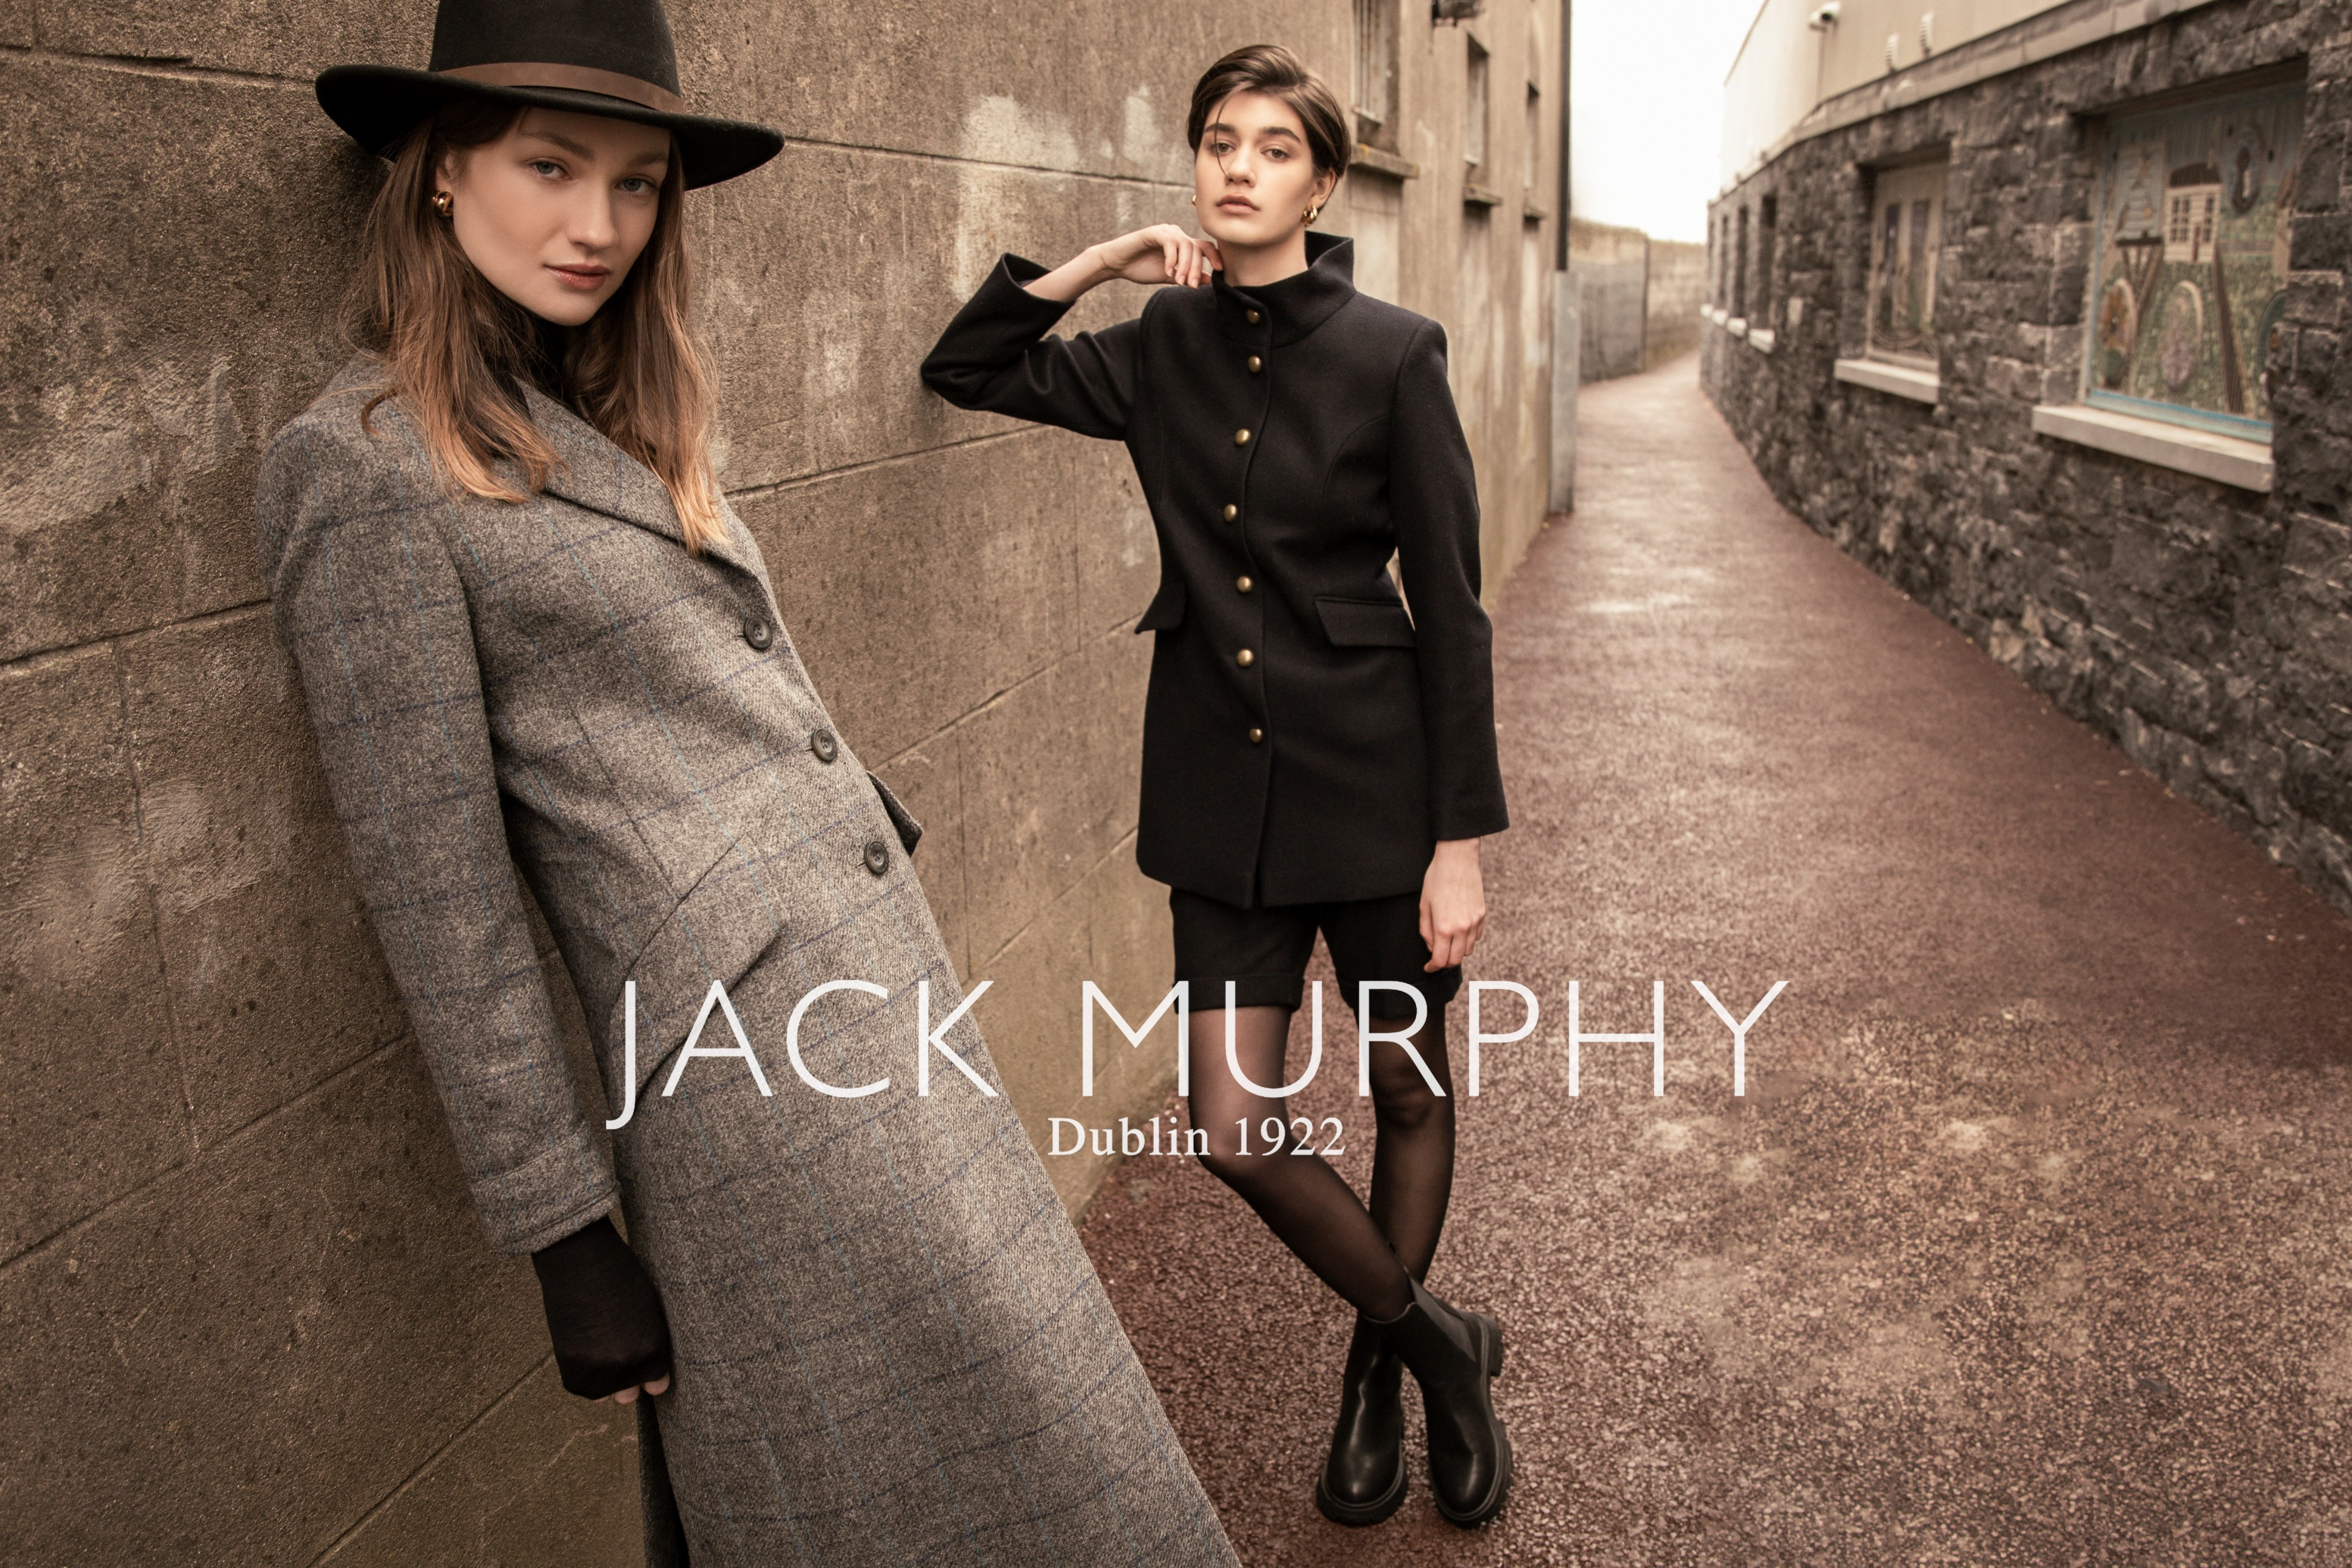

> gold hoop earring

[
  {"left": 432, "top": 191, "right": 454, "bottom": 219},
  {"left": 1187, "top": 193, "right": 1196, "bottom": 206},
  {"left": 1304, "top": 203, "right": 1322, "bottom": 225}
]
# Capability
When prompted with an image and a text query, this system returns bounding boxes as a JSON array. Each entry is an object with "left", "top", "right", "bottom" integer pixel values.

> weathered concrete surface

[
  {"left": 2, "top": 1, "right": 1562, "bottom": 1559},
  {"left": 1573, "top": 219, "right": 1706, "bottom": 381},
  {"left": 1078, "top": 357, "right": 2352, "bottom": 1564},
  {"left": 1574, "top": 218, "right": 1648, "bottom": 381},
  {"left": 1703, "top": 0, "right": 2352, "bottom": 929},
  {"left": 1644, "top": 239, "right": 1703, "bottom": 368}
]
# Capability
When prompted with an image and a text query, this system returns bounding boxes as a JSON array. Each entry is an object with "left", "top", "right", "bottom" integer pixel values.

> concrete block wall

[
  {"left": 1645, "top": 239, "right": 1706, "bottom": 366},
  {"left": 1, "top": 0, "right": 1559, "bottom": 1560},
  {"left": 1573, "top": 215, "right": 1648, "bottom": 379},
  {"left": 1571, "top": 217, "right": 1706, "bottom": 379},
  {"left": 1701, "top": 0, "right": 2352, "bottom": 924}
]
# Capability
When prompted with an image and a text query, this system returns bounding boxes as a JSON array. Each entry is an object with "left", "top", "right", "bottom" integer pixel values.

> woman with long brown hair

[
  {"left": 925, "top": 43, "right": 1515, "bottom": 1531},
  {"left": 259, "top": 3, "right": 1237, "bottom": 1563}
]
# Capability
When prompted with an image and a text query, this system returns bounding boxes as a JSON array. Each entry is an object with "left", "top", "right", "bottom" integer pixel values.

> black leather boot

[
  {"left": 1374, "top": 1277, "right": 1511, "bottom": 1526},
  {"left": 1314, "top": 1314, "right": 1407, "bottom": 1525}
]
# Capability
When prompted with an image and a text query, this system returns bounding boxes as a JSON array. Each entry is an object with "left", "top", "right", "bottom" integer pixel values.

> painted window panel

[
  {"left": 2086, "top": 83, "right": 2302, "bottom": 441},
  {"left": 1867, "top": 161, "right": 1945, "bottom": 365}
]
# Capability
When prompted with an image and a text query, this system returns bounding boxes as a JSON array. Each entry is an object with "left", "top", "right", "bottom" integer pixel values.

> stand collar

[{"left": 1213, "top": 232, "right": 1357, "bottom": 347}]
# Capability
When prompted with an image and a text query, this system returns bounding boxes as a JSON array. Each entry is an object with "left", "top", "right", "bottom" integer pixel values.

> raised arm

[
  {"left": 920, "top": 223, "right": 1219, "bottom": 439},
  {"left": 1387, "top": 321, "right": 1510, "bottom": 848},
  {"left": 257, "top": 407, "right": 617, "bottom": 1257}
]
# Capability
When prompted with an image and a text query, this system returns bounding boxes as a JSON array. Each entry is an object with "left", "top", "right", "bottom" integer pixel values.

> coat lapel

[{"left": 523, "top": 383, "right": 757, "bottom": 577}]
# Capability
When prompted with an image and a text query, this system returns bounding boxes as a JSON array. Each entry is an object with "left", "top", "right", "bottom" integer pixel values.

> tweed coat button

[
  {"left": 810, "top": 728, "right": 839, "bottom": 763},
  {"left": 864, "top": 838, "right": 889, "bottom": 876},
  {"left": 1235, "top": 575, "right": 1253, "bottom": 593},
  {"left": 1247, "top": 355, "right": 1262, "bottom": 374},
  {"left": 1233, "top": 428, "right": 1252, "bottom": 446},
  {"left": 742, "top": 615, "right": 773, "bottom": 651},
  {"left": 1248, "top": 727, "right": 1264, "bottom": 744},
  {"left": 1235, "top": 648, "right": 1255, "bottom": 667},
  {"left": 1222, "top": 503, "right": 1238, "bottom": 521},
  {"left": 1245, "top": 309, "right": 1262, "bottom": 324}
]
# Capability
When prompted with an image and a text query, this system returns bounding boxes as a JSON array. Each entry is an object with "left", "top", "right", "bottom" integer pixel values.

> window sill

[
  {"left": 1725, "top": 316, "right": 1749, "bottom": 337},
  {"left": 1834, "top": 357, "right": 1939, "bottom": 404},
  {"left": 2029, "top": 403, "right": 2274, "bottom": 492},
  {"left": 1463, "top": 182, "right": 1506, "bottom": 208},
  {"left": 1351, "top": 145, "right": 1419, "bottom": 180},
  {"left": 1747, "top": 328, "right": 1777, "bottom": 353},
  {"left": 1521, "top": 199, "right": 1550, "bottom": 222}
]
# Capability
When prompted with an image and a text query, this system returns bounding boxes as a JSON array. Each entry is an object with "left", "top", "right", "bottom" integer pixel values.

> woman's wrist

[{"left": 1022, "top": 244, "right": 1112, "bottom": 304}]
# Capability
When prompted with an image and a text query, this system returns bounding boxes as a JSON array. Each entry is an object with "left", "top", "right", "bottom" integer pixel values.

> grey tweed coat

[{"left": 258, "top": 356, "right": 1237, "bottom": 1567}]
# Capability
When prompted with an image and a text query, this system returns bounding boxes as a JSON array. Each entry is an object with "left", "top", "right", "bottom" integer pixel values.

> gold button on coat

[
  {"left": 1222, "top": 503, "right": 1238, "bottom": 521},
  {"left": 1248, "top": 727, "right": 1264, "bottom": 744},
  {"left": 1235, "top": 648, "right": 1255, "bottom": 667},
  {"left": 1247, "top": 355, "right": 1263, "bottom": 374},
  {"left": 1235, "top": 575, "right": 1253, "bottom": 593},
  {"left": 1245, "top": 309, "right": 1262, "bottom": 324},
  {"left": 1233, "top": 428, "right": 1252, "bottom": 446}
]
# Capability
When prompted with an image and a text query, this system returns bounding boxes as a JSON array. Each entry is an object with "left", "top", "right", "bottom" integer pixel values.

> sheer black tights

[{"left": 1185, "top": 1004, "right": 1456, "bottom": 1322}]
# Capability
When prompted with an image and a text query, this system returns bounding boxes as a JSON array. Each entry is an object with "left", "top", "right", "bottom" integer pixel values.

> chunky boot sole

[
  {"left": 1431, "top": 1311, "right": 1512, "bottom": 1528},
  {"left": 1314, "top": 1454, "right": 1408, "bottom": 1527}
]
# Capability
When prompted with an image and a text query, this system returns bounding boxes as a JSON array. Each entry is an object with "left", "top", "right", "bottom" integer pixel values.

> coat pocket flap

[
  {"left": 1134, "top": 576, "right": 1187, "bottom": 633},
  {"left": 1315, "top": 595, "right": 1417, "bottom": 648}
]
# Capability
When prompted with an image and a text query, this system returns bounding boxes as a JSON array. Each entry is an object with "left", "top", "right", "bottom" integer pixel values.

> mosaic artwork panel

[{"left": 2088, "top": 85, "right": 2302, "bottom": 437}]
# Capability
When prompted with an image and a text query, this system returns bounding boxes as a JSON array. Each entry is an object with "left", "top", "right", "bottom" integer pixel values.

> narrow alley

[{"left": 1079, "top": 354, "right": 2352, "bottom": 1565}]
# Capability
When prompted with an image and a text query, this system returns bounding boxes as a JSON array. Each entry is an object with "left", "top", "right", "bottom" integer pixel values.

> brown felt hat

[{"left": 315, "top": 0, "right": 783, "bottom": 189}]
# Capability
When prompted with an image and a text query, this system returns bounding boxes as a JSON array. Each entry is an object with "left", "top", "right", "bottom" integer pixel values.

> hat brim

[{"left": 315, "top": 65, "right": 783, "bottom": 189}]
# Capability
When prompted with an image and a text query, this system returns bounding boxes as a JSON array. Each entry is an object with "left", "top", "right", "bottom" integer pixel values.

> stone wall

[
  {"left": 1702, "top": 0, "right": 2352, "bottom": 923},
  {"left": 0, "top": 1, "right": 1559, "bottom": 1561}
]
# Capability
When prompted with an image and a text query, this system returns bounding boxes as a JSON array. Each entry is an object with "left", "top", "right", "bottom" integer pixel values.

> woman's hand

[
  {"left": 1419, "top": 838, "right": 1487, "bottom": 972},
  {"left": 1095, "top": 224, "right": 1222, "bottom": 287},
  {"left": 1023, "top": 224, "right": 1222, "bottom": 302},
  {"left": 531, "top": 1216, "right": 674, "bottom": 1405}
]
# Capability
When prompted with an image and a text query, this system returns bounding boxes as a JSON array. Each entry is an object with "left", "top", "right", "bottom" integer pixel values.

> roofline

[{"left": 1724, "top": 0, "right": 1779, "bottom": 86}]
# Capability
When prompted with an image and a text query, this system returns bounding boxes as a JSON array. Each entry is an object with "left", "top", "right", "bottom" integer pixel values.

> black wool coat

[{"left": 922, "top": 233, "right": 1508, "bottom": 908}]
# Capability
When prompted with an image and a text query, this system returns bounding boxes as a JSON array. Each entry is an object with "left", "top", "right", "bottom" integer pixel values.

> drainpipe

[{"left": 1549, "top": 0, "right": 1578, "bottom": 513}]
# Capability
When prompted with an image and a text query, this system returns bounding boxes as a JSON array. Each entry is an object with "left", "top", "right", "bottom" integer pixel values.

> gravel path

[{"left": 1078, "top": 353, "right": 2352, "bottom": 1565}]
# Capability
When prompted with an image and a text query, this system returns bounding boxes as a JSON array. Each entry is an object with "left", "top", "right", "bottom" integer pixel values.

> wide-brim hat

[{"left": 316, "top": 0, "right": 782, "bottom": 189}]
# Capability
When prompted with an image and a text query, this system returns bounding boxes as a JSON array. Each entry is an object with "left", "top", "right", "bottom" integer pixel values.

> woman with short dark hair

[
  {"left": 925, "top": 41, "right": 1516, "bottom": 1531},
  {"left": 259, "top": 3, "right": 1240, "bottom": 1562}
]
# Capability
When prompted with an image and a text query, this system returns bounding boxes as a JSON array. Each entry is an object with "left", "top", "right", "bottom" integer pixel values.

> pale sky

[{"left": 1571, "top": 0, "right": 1761, "bottom": 242}]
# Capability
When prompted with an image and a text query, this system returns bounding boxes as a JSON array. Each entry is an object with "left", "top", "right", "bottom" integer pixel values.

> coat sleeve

[
  {"left": 256, "top": 406, "right": 618, "bottom": 1256},
  {"left": 1387, "top": 321, "right": 1511, "bottom": 842},
  {"left": 920, "top": 254, "right": 1142, "bottom": 439}
]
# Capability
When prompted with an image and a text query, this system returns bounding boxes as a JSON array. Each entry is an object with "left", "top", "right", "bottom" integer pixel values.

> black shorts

[{"left": 1169, "top": 886, "right": 1463, "bottom": 1021}]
